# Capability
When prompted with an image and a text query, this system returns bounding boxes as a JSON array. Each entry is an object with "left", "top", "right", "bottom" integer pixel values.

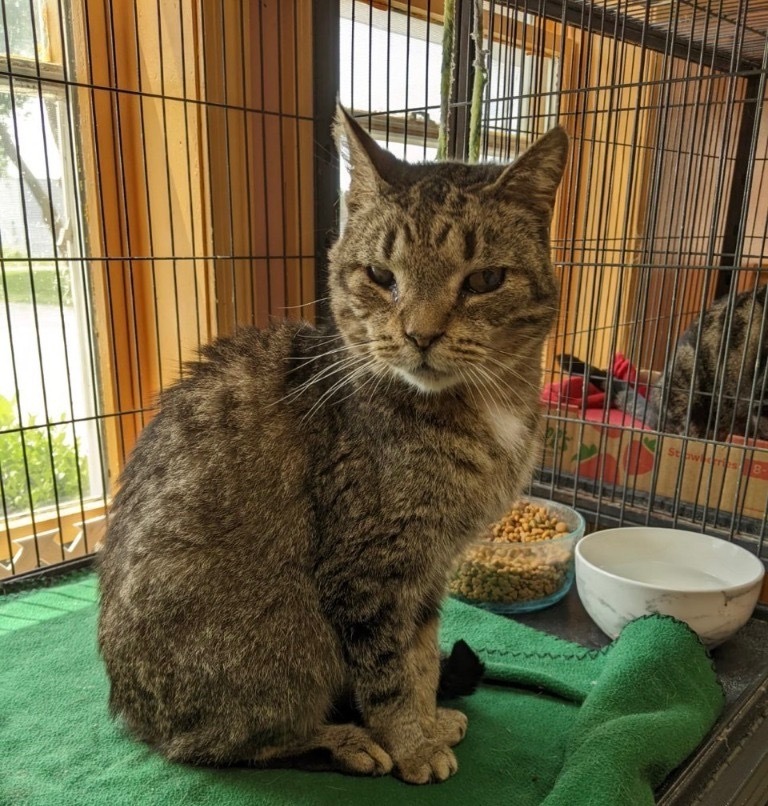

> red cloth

[
  {"left": 542, "top": 353, "right": 768, "bottom": 447},
  {"left": 541, "top": 352, "right": 650, "bottom": 429},
  {"left": 611, "top": 353, "right": 650, "bottom": 398}
]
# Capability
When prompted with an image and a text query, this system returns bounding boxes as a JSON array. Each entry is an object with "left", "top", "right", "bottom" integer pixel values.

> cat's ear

[
  {"left": 486, "top": 126, "right": 569, "bottom": 214},
  {"left": 334, "top": 104, "right": 402, "bottom": 195}
]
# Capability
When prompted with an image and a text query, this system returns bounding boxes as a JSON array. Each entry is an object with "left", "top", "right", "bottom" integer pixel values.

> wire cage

[{"left": 1, "top": 0, "right": 767, "bottom": 589}]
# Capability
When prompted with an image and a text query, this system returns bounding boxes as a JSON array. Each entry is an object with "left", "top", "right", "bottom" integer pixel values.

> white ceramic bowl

[{"left": 575, "top": 527, "right": 765, "bottom": 647}]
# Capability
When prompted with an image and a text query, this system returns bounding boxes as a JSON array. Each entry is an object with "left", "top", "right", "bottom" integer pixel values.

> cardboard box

[{"left": 541, "top": 403, "right": 768, "bottom": 522}]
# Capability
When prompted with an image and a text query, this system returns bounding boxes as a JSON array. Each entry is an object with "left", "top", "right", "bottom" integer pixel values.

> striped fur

[
  {"left": 621, "top": 285, "right": 768, "bottom": 440},
  {"left": 97, "top": 107, "right": 568, "bottom": 784}
]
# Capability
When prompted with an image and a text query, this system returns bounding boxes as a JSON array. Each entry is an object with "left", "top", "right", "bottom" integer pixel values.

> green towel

[{"left": 0, "top": 572, "right": 723, "bottom": 806}]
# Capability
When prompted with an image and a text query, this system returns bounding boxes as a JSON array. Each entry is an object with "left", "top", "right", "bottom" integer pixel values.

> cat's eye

[
  {"left": 463, "top": 268, "right": 506, "bottom": 294},
  {"left": 367, "top": 265, "right": 396, "bottom": 288}
]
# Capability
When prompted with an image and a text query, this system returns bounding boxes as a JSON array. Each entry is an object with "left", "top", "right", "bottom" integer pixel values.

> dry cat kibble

[
  {"left": 449, "top": 501, "right": 572, "bottom": 604},
  {"left": 490, "top": 501, "right": 570, "bottom": 543}
]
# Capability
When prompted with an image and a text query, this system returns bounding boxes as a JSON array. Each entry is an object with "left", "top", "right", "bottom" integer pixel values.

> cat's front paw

[
  {"left": 431, "top": 707, "right": 467, "bottom": 746},
  {"left": 331, "top": 728, "right": 393, "bottom": 777},
  {"left": 393, "top": 743, "right": 458, "bottom": 785}
]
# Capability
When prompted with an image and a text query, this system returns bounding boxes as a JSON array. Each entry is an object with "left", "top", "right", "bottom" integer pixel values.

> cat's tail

[
  {"left": 612, "top": 385, "right": 659, "bottom": 429},
  {"left": 556, "top": 353, "right": 659, "bottom": 429},
  {"left": 437, "top": 640, "right": 485, "bottom": 699},
  {"left": 329, "top": 640, "right": 484, "bottom": 724}
]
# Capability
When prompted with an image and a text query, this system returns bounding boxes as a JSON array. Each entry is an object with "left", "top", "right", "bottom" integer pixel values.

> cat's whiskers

[
  {"left": 301, "top": 358, "right": 379, "bottom": 421},
  {"left": 295, "top": 328, "right": 343, "bottom": 340},
  {"left": 379, "top": 366, "right": 397, "bottom": 404},
  {"left": 472, "top": 364, "right": 507, "bottom": 401},
  {"left": 438, "top": 347, "right": 492, "bottom": 407},
  {"left": 447, "top": 342, "right": 537, "bottom": 392},
  {"left": 519, "top": 304, "right": 559, "bottom": 313},
  {"left": 451, "top": 340, "right": 540, "bottom": 391},
  {"left": 475, "top": 364, "right": 538, "bottom": 421},
  {"left": 477, "top": 362, "right": 541, "bottom": 418},
  {"left": 454, "top": 365, "right": 482, "bottom": 410},
  {"left": 364, "top": 364, "right": 392, "bottom": 405},
  {"left": 286, "top": 340, "right": 373, "bottom": 374},
  {"left": 483, "top": 373, "right": 541, "bottom": 422},
  {"left": 457, "top": 360, "right": 540, "bottom": 424},
  {"left": 285, "top": 336, "right": 394, "bottom": 403},
  {"left": 473, "top": 365, "right": 507, "bottom": 417},
  {"left": 472, "top": 340, "right": 540, "bottom": 367},
  {"left": 280, "top": 297, "right": 331, "bottom": 311},
  {"left": 273, "top": 353, "right": 371, "bottom": 407},
  {"left": 463, "top": 363, "right": 496, "bottom": 415},
  {"left": 292, "top": 353, "right": 370, "bottom": 395},
  {"left": 337, "top": 364, "right": 387, "bottom": 409},
  {"left": 481, "top": 354, "right": 539, "bottom": 391}
]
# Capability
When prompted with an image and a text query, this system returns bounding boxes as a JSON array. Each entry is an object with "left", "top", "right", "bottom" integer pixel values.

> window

[
  {"left": 339, "top": 0, "right": 442, "bottom": 209},
  {"left": 1, "top": 0, "right": 316, "bottom": 580},
  {"left": 338, "top": 0, "right": 560, "bottom": 184},
  {"left": 1, "top": 0, "right": 105, "bottom": 575}
]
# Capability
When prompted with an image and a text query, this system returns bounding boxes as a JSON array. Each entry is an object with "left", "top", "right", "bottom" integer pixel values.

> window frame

[
  {"left": 4, "top": 0, "right": 317, "bottom": 578},
  {"left": 0, "top": 0, "right": 108, "bottom": 574}
]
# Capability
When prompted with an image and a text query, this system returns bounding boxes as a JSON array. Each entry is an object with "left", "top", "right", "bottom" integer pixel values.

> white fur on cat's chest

[{"left": 486, "top": 406, "right": 527, "bottom": 453}]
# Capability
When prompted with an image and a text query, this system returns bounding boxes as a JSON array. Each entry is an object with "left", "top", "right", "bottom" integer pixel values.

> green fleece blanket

[{"left": 0, "top": 572, "right": 723, "bottom": 806}]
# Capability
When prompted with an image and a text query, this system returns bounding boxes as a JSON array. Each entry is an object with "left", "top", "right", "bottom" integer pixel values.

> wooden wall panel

[
  {"left": 205, "top": 0, "right": 315, "bottom": 333},
  {"left": 77, "top": 0, "right": 316, "bottom": 487},
  {"left": 552, "top": 29, "right": 663, "bottom": 373}
]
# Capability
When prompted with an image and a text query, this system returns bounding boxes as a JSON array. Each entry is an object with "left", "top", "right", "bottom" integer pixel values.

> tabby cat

[
  {"left": 97, "top": 107, "right": 568, "bottom": 784},
  {"left": 564, "top": 284, "right": 768, "bottom": 440},
  {"left": 642, "top": 284, "right": 768, "bottom": 440}
]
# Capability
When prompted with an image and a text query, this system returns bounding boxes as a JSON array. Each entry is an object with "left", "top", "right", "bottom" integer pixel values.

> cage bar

[{"left": 1, "top": 0, "right": 767, "bottom": 588}]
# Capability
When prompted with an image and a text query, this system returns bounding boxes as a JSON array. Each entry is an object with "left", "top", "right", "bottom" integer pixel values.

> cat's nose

[{"left": 405, "top": 330, "right": 445, "bottom": 350}]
